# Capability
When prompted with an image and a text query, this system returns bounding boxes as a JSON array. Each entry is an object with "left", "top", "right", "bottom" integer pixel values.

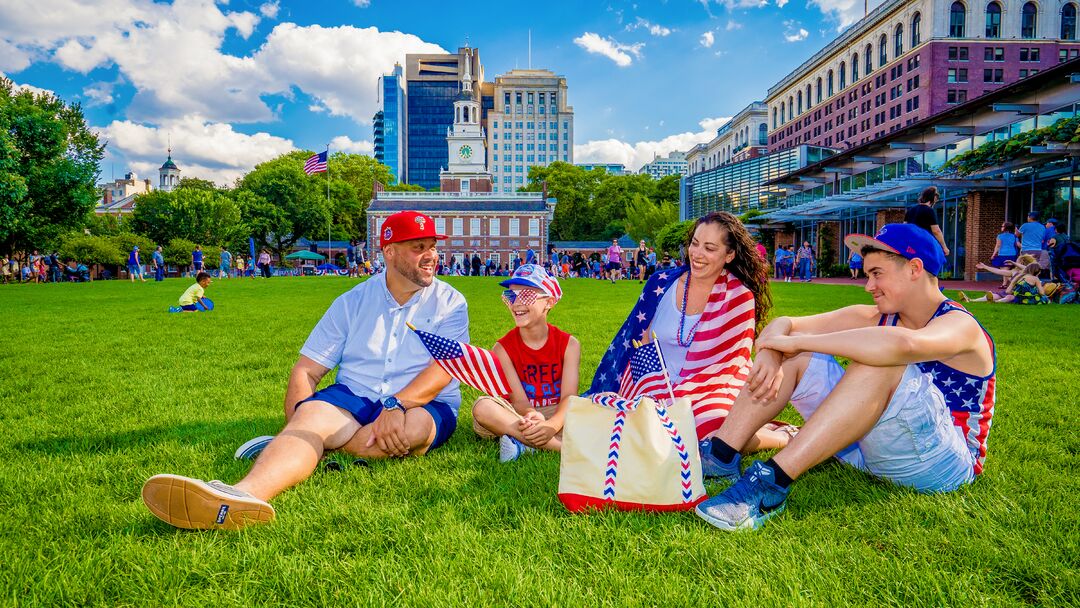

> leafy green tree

[
  {"left": 130, "top": 187, "right": 243, "bottom": 248},
  {"left": 655, "top": 220, "right": 695, "bottom": 257},
  {"left": 385, "top": 182, "right": 425, "bottom": 192},
  {"left": 328, "top": 152, "right": 395, "bottom": 239},
  {"left": 0, "top": 78, "right": 104, "bottom": 254},
  {"left": 236, "top": 151, "right": 330, "bottom": 258},
  {"left": 109, "top": 233, "right": 158, "bottom": 261},
  {"left": 591, "top": 173, "right": 655, "bottom": 237},
  {"left": 163, "top": 238, "right": 217, "bottom": 273},
  {"left": 654, "top": 174, "right": 681, "bottom": 205},
  {"left": 623, "top": 194, "right": 679, "bottom": 244},
  {"left": 58, "top": 234, "right": 123, "bottom": 266},
  {"left": 176, "top": 177, "right": 218, "bottom": 191},
  {"left": 523, "top": 162, "right": 605, "bottom": 240},
  {"left": 85, "top": 212, "right": 127, "bottom": 237}
]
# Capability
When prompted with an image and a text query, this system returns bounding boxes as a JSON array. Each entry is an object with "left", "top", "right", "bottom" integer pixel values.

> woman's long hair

[{"left": 684, "top": 212, "right": 773, "bottom": 335}]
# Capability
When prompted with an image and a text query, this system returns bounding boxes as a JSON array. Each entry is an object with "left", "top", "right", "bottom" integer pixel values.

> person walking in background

[
  {"left": 905, "top": 186, "right": 950, "bottom": 258},
  {"left": 234, "top": 255, "right": 246, "bottom": 279},
  {"left": 796, "top": 241, "right": 814, "bottom": 282},
  {"left": 606, "top": 238, "right": 623, "bottom": 283},
  {"left": 192, "top": 245, "right": 204, "bottom": 276},
  {"left": 49, "top": 252, "right": 61, "bottom": 283},
  {"left": 152, "top": 246, "right": 165, "bottom": 281},
  {"left": 219, "top": 246, "right": 232, "bottom": 279},
  {"left": 128, "top": 246, "right": 146, "bottom": 283},
  {"left": 634, "top": 240, "right": 648, "bottom": 284},
  {"left": 471, "top": 251, "right": 482, "bottom": 277},
  {"left": 1017, "top": 210, "right": 1047, "bottom": 270},
  {"left": 847, "top": 247, "right": 863, "bottom": 279},
  {"left": 258, "top": 249, "right": 271, "bottom": 278}
]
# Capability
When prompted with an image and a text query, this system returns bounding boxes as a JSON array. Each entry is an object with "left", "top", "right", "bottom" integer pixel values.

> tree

[
  {"left": 655, "top": 174, "right": 681, "bottom": 205},
  {"left": 0, "top": 78, "right": 104, "bottom": 254},
  {"left": 85, "top": 212, "right": 127, "bottom": 237},
  {"left": 58, "top": 234, "right": 123, "bottom": 266},
  {"left": 523, "top": 162, "right": 605, "bottom": 240},
  {"left": 130, "top": 187, "right": 243, "bottom": 248},
  {"left": 235, "top": 151, "right": 331, "bottom": 258},
  {"left": 623, "top": 194, "right": 679, "bottom": 244},
  {"left": 176, "top": 177, "right": 219, "bottom": 191},
  {"left": 328, "top": 152, "right": 394, "bottom": 240},
  {"left": 655, "top": 220, "right": 695, "bottom": 257}
]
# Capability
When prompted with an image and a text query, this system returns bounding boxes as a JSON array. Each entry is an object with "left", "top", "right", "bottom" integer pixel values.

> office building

[
  {"left": 374, "top": 63, "right": 406, "bottom": 183},
  {"left": 638, "top": 150, "right": 689, "bottom": 179}
]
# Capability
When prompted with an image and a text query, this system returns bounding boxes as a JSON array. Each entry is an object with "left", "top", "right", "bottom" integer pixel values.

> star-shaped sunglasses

[{"left": 501, "top": 288, "right": 548, "bottom": 308}]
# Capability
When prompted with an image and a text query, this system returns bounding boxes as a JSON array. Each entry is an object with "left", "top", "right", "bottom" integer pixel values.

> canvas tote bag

[{"left": 558, "top": 395, "right": 706, "bottom": 512}]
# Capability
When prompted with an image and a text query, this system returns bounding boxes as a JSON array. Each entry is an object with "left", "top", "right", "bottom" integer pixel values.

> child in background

[
  {"left": 171, "top": 272, "right": 213, "bottom": 313},
  {"left": 471, "top": 264, "right": 581, "bottom": 462}
]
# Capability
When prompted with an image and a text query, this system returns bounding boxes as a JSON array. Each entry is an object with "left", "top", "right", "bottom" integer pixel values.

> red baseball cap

[{"left": 379, "top": 211, "right": 446, "bottom": 248}]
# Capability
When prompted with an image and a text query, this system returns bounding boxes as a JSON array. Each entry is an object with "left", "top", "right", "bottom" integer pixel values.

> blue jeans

[
  {"left": 799, "top": 258, "right": 812, "bottom": 281},
  {"left": 154, "top": 266, "right": 164, "bottom": 281}
]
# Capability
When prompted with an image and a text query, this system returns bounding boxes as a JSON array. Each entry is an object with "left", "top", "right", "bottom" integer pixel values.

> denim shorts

[
  {"left": 297, "top": 383, "right": 456, "bottom": 452},
  {"left": 790, "top": 354, "right": 975, "bottom": 493}
]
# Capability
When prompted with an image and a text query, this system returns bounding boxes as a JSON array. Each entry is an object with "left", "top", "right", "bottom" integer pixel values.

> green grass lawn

[{"left": 0, "top": 276, "right": 1077, "bottom": 606}]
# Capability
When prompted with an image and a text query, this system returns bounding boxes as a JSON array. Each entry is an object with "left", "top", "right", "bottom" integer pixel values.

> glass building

[
  {"left": 375, "top": 65, "right": 405, "bottom": 184},
  {"left": 406, "top": 80, "right": 459, "bottom": 190},
  {"left": 681, "top": 145, "right": 834, "bottom": 220}
]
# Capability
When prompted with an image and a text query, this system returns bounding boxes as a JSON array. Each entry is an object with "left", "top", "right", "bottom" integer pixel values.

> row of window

[
  {"left": 428, "top": 217, "right": 541, "bottom": 237},
  {"left": 949, "top": 1, "right": 1077, "bottom": 40},
  {"left": 503, "top": 91, "right": 558, "bottom": 106},
  {"left": 492, "top": 121, "right": 569, "bottom": 130}
]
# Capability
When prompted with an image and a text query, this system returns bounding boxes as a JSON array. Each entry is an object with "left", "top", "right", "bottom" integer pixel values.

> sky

[{"left": 0, "top": 0, "right": 884, "bottom": 186}]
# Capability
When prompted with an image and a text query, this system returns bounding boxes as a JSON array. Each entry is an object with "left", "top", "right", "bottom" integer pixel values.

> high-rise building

[
  {"left": 440, "top": 47, "right": 492, "bottom": 193},
  {"left": 374, "top": 63, "right": 406, "bottom": 183},
  {"left": 575, "top": 162, "right": 629, "bottom": 175},
  {"left": 638, "top": 150, "right": 689, "bottom": 179},
  {"left": 405, "top": 47, "right": 485, "bottom": 190},
  {"left": 485, "top": 69, "right": 573, "bottom": 193},
  {"left": 686, "top": 102, "right": 770, "bottom": 175},
  {"left": 766, "top": 0, "right": 1080, "bottom": 152}
]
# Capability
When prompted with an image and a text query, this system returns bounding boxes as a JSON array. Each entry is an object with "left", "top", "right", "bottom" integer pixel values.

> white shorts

[{"left": 790, "top": 354, "right": 975, "bottom": 493}]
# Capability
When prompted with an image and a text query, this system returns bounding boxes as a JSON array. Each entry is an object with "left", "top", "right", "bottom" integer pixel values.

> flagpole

[
  {"left": 326, "top": 143, "right": 331, "bottom": 264},
  {"left": 650, "top": 331, "right": 678, "bottom": 405}
]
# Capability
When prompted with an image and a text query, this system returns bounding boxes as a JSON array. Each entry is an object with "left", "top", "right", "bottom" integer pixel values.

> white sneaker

[
  {"left": 234, "top": 435, "right": 275, "bottom": 460},
  {"left": 498, "top": 435, "right": 536, "bottom": 463}
]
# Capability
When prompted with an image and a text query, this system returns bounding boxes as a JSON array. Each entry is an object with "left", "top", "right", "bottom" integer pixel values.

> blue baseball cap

[
  {"left": 499, "top": 263, "right": 562, "bottom": 302},
  {"left": 844, "top": 223, "right": 946, "bottom": 275}
]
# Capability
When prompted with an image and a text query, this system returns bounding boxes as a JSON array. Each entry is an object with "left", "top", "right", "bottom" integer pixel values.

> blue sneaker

[
  {"left": 498, "top": 435, "right": 535, "bottom": 463},
  {"left": 699, "top": 438, "right": 742, "bottom": 482},
  {"left": 695, "top": 460, "right": 789, "bottom": 531},
  {"left": 168, "top": 306, "right": 182, "bottom": 313},
  {"left": 234, "top": 435, "right": 275, "bottom": 460}
]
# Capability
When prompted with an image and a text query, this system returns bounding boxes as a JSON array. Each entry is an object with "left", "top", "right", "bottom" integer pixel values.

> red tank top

[{"left": 497, "top": 325, "right": 570, "bottom": 407}]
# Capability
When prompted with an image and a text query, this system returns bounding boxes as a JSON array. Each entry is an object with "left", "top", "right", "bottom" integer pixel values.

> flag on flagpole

[
  {"left": 304, "top": 151, "right": 328, "bottom": 175},
  {"left": 617, "top": 341, "right": 670, "bottom": 400},
  {"left": 406, "top": 323, "right": 511, "bottom": 398}
]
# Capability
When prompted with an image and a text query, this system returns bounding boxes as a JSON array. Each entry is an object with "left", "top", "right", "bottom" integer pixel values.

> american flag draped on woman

[{"left": 588, "top": 212, "right": 774, "bottom": 442}]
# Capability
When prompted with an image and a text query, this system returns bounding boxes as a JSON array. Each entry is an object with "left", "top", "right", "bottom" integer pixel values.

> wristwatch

[{"left": 381, "top": 396, "right": 405, "bottom": 413}]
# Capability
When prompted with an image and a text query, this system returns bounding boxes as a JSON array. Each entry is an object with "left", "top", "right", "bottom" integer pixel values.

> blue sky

[{"left": 0, "top": 0, "right": 878, "bottom": 185}]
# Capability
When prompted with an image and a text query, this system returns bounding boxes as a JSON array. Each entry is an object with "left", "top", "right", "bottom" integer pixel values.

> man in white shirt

[{"left": 141, "top": 211, "right": 469, "bottom": 530}]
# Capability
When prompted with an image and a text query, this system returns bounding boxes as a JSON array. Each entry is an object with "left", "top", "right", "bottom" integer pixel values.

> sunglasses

[{"left": 501, "top": 288, "right": 547, "bottom": 307}]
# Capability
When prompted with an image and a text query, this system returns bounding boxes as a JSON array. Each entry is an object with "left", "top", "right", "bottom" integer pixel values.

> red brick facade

[
  {"left": 439, "top": 176, "right": 493, "bottom": 193},
  {"left": 964, "top": 190, "right": 1006, "bottom": 280},
  {"left": 875, "top": 208, "right": 906, "bottom": 232}
]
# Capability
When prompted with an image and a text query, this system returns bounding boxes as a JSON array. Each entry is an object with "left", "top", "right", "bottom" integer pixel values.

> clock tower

[{"left": 440, "top": 46, "right": 491, "bottom": 193}]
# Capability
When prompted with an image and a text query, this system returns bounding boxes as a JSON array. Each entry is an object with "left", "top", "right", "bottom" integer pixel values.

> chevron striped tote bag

[{"left": 558, "top": 395, "right": 706, "bottom": 513}]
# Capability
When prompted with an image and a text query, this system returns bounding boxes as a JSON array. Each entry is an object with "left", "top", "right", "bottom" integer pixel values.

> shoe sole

[
  {"left": 694, "top": 501, "right": 786, "bottom": 532},
  {"left": 141, "top": 474, "right": 275, "bottom": 530},
  {"left": 234, "top": 435, "right": 275, "bottom": 460}
]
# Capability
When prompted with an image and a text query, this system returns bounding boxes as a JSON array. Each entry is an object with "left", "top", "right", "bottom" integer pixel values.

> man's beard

[{"left": 393, "top": 256, "right": 433, "bottom": 287}]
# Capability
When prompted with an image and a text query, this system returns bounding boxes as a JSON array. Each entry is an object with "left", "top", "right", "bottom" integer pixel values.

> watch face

[{"left": 458, "top": 145, "right": 473, "bottom": 160}]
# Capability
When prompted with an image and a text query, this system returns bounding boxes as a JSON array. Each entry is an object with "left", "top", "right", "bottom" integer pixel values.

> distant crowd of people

[{"left": 1, "top": 250, "right": 89, "bottom": 283}]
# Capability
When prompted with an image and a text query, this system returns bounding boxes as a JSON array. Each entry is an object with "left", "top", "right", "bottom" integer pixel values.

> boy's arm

[
  {"left": 492, "top": 342, "right": 533, "bottom": 414},
  {"left": 757, "top": 313, "right": 984, "bottom": 367},
  {"left": 544, "top": 336, "right": 580, "bottom": 431}
]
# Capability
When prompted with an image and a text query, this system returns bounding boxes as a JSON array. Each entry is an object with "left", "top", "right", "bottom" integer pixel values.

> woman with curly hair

[{"left": 590, "top": 212, "right": 794, "bottom": 455}]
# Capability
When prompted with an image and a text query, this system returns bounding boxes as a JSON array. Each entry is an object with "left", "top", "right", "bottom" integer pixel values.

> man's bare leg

[
  {"left": 234, "top": 401, "right": 360, "bottom": 501},
  {"left": 771, "top": 362, "right": 904, "bottom": 479},
  {"left": 338, "top": 407, "right": 440, "bottom": 458}
]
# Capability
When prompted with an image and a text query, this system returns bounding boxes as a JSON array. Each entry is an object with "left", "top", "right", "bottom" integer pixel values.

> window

[
  {"left": 452, "top": 218, "right": 463, "bottom": 236},
  {"left": 948, "top": 68, "right": 968, "bottom": 82},
  {"left": 816, "top": 78, "right": 823, "bottom": 103},
  {"left": 985, "top": 2, "right": 1001, "bottom": 38},
  {"left": 470, "top": 218, "right": 480, "bottom": 235},
  {"left": 758, "top": 123, "right": 768, "bottom": 145},
  {"left": 503, "top": 92, "right": 511, "bottom": 105},
  {"left": 488, "top": 218, "right": 500, "bottom": 236},
  {"left": 434, "top": 218, "right": 446, "bottom": 234},
  {"left": 515, "top": 92, "right": 522, "bottom": 104},
  {"left": 528, "top": 218, "right": 539, "bottom": 236},
  {"left": 853, "top": 53, "right": 860, "bottom": 80},
  {"left": 527, "top": 92, "right": 533, "bottom": 104},
  {"left": 1020, "top": 48, "right": 1041, "bottom": 61},
  {"left": 983, "top": 68, "right": 1004, "bottom": 83},
  {"left": 949, "top": 46, "right": 970, "bottom": 60},
  {"left": 780, "top": 102, "right": 786, "bottom": 124},
  {"left": 772, "top": 107, "right": 778, "bottom": 129},
  {"left": 828, "top": 70, "right": 834, "bottom": 96},
  {"left": 840, "top": 62, "right": 847, "bottom": 89},
  {"left": 950, "top": 2, "right": 966, "bottom": 37},
  {"left": 984, "top": 46, "right": 1005, "bottom": 61},
  {"left": 1021, "top": 2, "right": 1037, "bottom": 38},
  {"left": 1063, "top": 3, "right": 1077, "bottom": 40},
  {"left": 947, "top": 89, "right": 968, "bottom": 104},
  {"left": 509, "top": 218, "right": 520, "bottom": 237},
  {"left": 797, "top": 90, "right": 803, "bottom": 115},
  {"left": 806, "top": 84, "right": 813, "bottom": 108},
  {"left": 912, "top": 12, "right": 922, "bottom": 46},
  {"left": 895, "top": 24, "right": 904, "bottom": 57},
  {"left": 865, "top": 44, "right": 873, "bottom": 73}
]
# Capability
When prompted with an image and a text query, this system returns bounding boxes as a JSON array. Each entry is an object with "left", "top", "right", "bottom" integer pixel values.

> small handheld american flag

[
  {"left": 304, "top": 151, "right": 328, "bottom": 175},
  {"left": 618, "top": 340, "right": 672, "bottom": 400},
  {"left": 407, "top": 322, "right": 511, "bottom": 398}
]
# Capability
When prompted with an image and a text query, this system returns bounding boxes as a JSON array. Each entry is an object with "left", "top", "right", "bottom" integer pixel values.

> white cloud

[
  {"left": 717, "top": 0, "right": 769, "bottom": 8},
  {"left": 700, "top": 31, "right": 715, "bottom": 48},
  {"left": 0, "top": 39, "right": 31, "bottom": 72},
  {"left": 726, "top": 20, "right": 743, "bottom": 31},
  {"left": 83, "top": 81, "right": 114, "bottom": 106},
  {"left": 627, "top": 17, "right": 672, "bottom": 37},
  {"left": 777, "top": 0, "right": 790, "bottom": 6},
  {"left": 96, "top": 115, "right": 296, "bottom": 186},
  {"left": 809, "top": 0, "right": 883, "bottom": 30},
  {"left": 330, "top": 135, "right": 374, "bottom": 155},
  {"left": 0, "top": 2, "right": 444, "bottom": 125},
  {"left": 3, "top": 74, "right": 54, "bottom": 97},
  {"left": 259, "top": 1, "right": 279, "bottom": 19},
  {"left": 784, "top": 21, "right": 810, "bottom": 42},
  {"left": 573, "top": 32, "right": 643, "bottom": 67},
  {"left": 574, "top": 116, "right": 731, "bottom": 171},
  {"left": 352, "top": 0, "right": 371, "bottom": 6}
]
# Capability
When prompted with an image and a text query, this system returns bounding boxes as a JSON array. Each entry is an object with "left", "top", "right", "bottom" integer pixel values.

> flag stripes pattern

[
  {"left": 409, "top": 325, "right": 511, "bottom": 398},
  {"left": 655, "top": 401, "right": 694, "bottom": 502},
  {"left": 603, "top": 410, "right": 627, "bottom": 501},
  {"left": 304, "top": 151, "right": 328, "bottom": 175},
  {"left": 589, "top": 267, "right": 756, "bottom": 440}
]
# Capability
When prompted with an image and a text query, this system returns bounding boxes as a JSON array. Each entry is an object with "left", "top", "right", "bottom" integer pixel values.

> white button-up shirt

[{"left": 300, "top": 273, "right": 469, "bottom": 413}]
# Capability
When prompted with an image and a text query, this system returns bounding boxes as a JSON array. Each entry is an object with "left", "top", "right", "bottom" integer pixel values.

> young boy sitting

[
  {"left": 695, "top": 224, "right": 996, "bottom": 531},
  {"left": 471, "top": 264, "right": 581, "bottom": 462},
  {"left": 171, "top": 272, "right": 213, "bottom": 312}
]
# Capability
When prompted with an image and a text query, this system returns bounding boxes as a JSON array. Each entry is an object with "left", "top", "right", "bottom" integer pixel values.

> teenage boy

[
  {"left": 143, "top": 211, "right": 468, "bottom": 530},
  {"left": 905, "top": 186, "right": 950, "bottom": 257},
  {"left": 695, "top": 224, "right": 996, "bottom": 531}
]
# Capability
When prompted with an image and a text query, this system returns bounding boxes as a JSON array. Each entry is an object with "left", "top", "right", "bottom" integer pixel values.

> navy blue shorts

[{"left": 297, "top": 383, "right": 456, "bottom": 452}]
